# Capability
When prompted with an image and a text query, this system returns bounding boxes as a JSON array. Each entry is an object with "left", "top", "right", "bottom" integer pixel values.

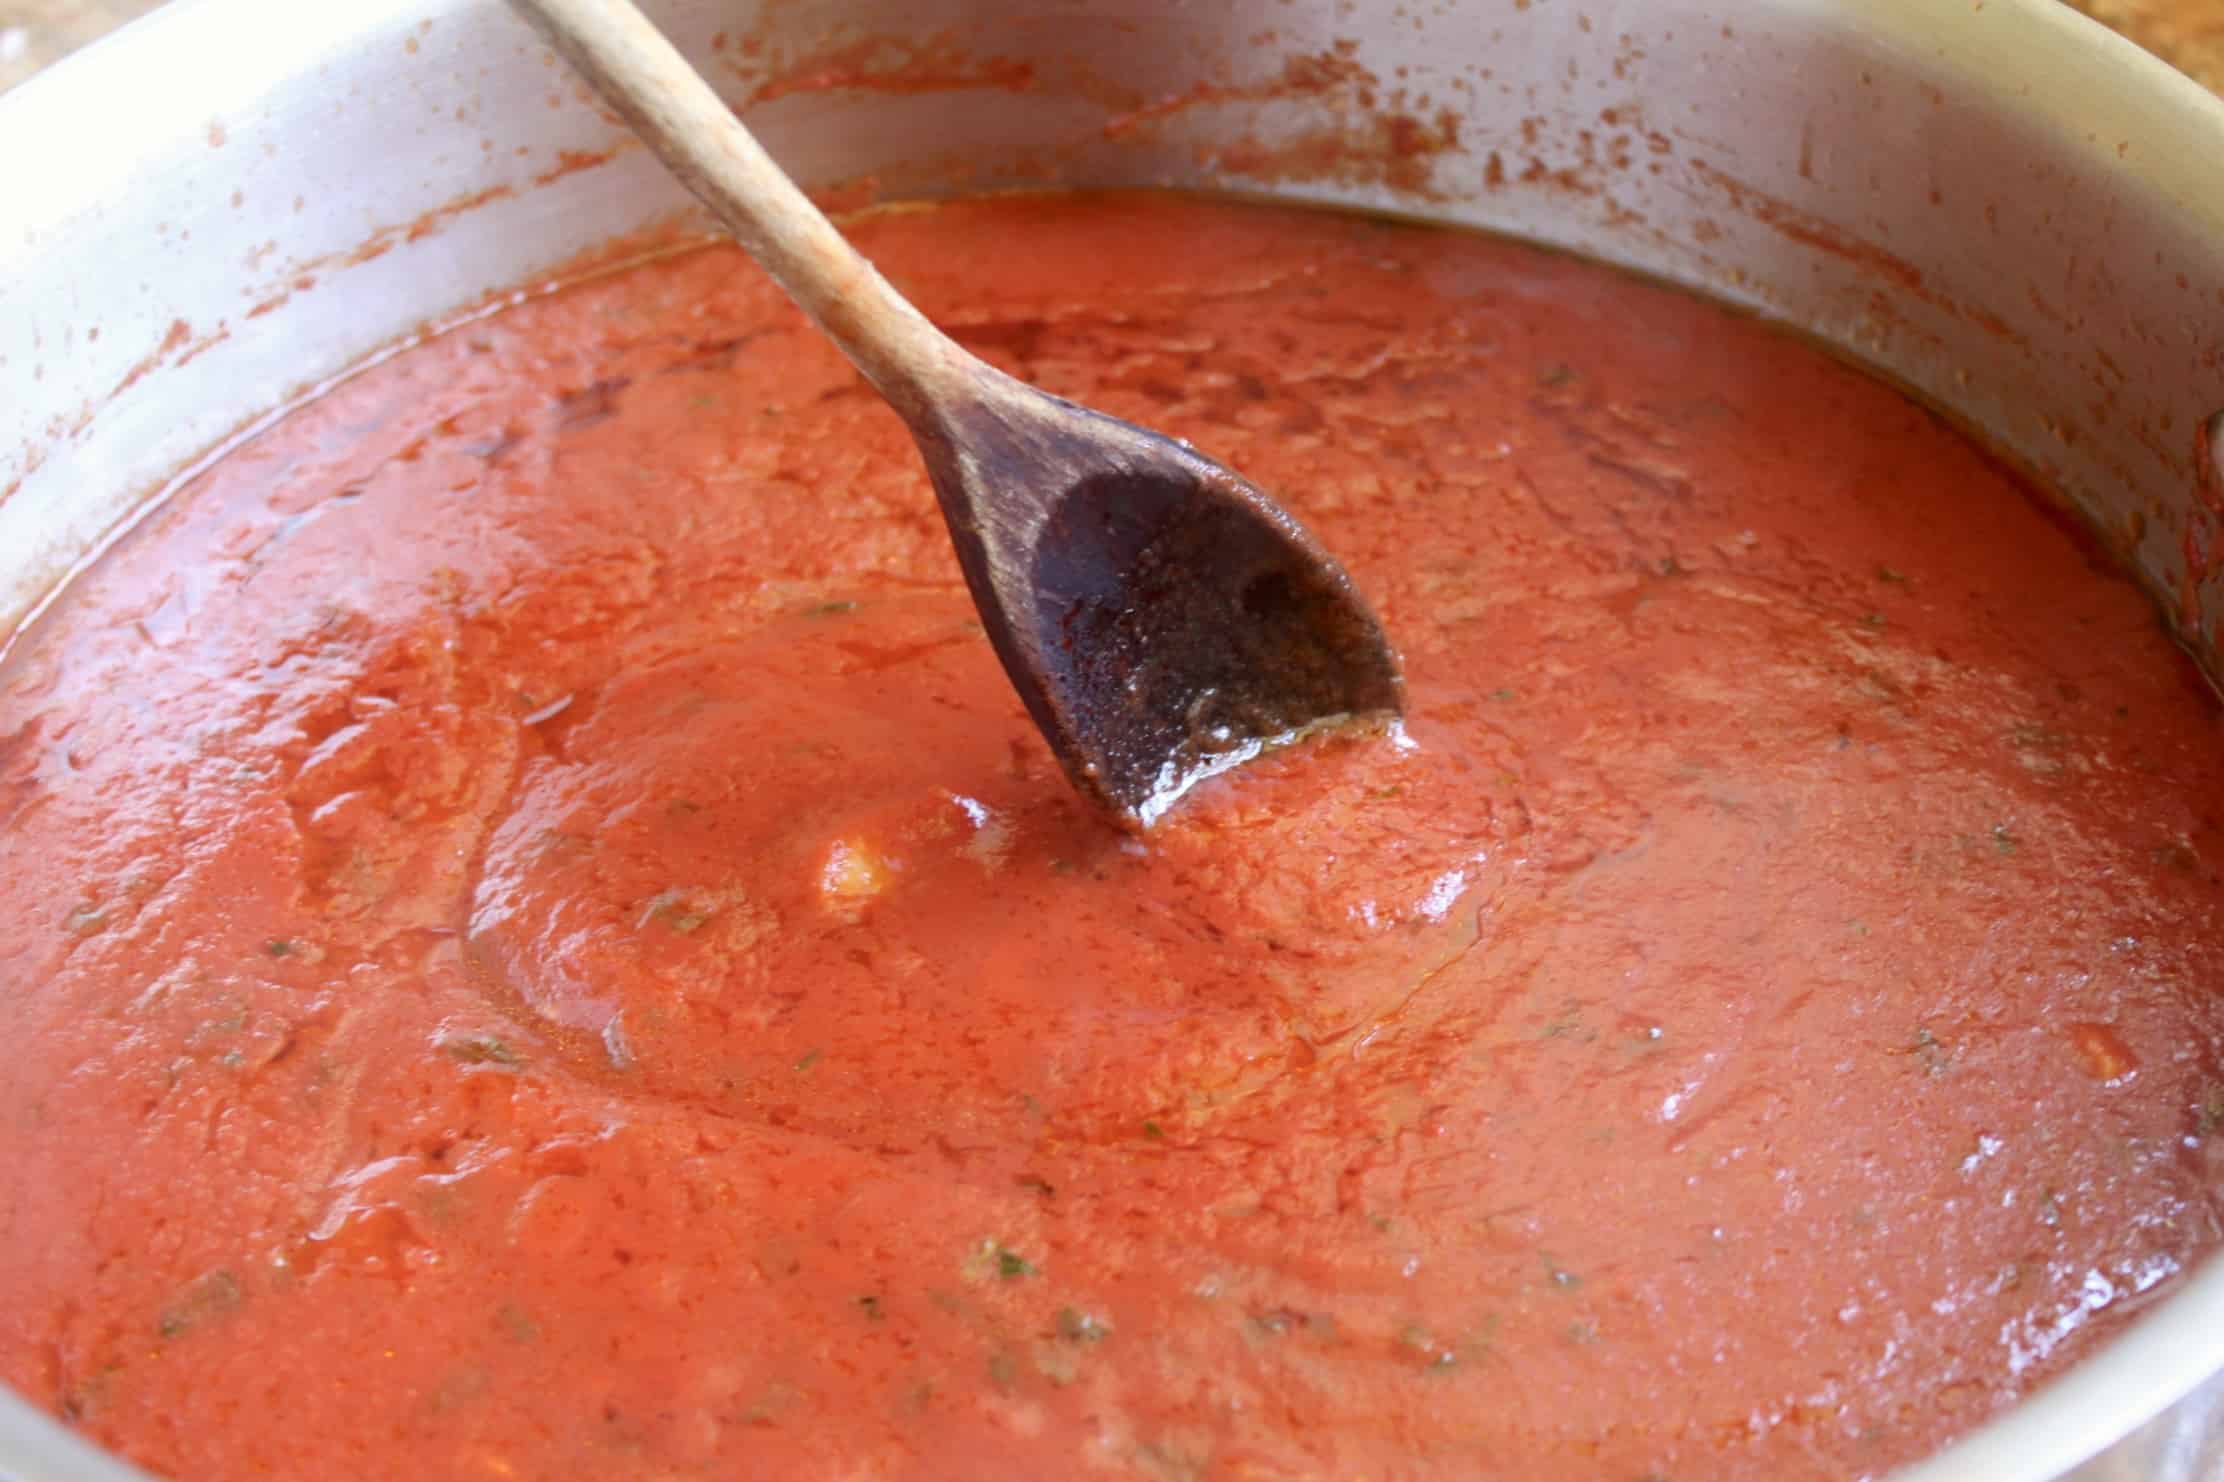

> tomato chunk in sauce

[{"left": 3, "top": 194, "right": 2222, "bottom": 1481}]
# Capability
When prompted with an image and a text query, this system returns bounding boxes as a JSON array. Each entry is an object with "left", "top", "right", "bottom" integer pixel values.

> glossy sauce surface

[{"left": 3, "top": 195, "right": 2223, "bottom": 1481}]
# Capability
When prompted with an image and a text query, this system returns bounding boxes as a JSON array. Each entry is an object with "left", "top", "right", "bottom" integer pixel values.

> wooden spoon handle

[{"left": 508, "top": 0, "right": 968, "bottom": 413}]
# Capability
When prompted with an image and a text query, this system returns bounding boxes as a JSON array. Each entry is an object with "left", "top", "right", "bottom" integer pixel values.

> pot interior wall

[
  {"left": 5, "top": 0, "right": 2221, "bottom": 672},
  {"left": 1, "top": 1, "right": 2221, "bottom": 1480}
]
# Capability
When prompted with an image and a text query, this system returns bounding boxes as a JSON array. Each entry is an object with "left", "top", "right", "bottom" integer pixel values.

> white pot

[{"left": 3, "top": 2, "right": 2220, "bottom": 1476}]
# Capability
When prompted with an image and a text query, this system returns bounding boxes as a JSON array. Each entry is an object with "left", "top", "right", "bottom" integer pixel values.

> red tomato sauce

[{"left": 3, "top": 193, "right": 2222, "bottom": 1481}]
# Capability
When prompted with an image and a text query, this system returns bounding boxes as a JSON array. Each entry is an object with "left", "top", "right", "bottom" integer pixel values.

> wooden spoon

[{"left": 509, "top": 0, "right": 1405, "bottom": 825}]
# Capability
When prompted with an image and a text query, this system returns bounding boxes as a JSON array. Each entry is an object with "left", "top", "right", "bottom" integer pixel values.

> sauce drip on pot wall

[{"left": 3, "top": 194, "right": 2222, "bottom": 1482}]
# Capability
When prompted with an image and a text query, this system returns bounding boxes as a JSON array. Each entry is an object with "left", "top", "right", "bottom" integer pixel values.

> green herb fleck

[
  {"left": 803, "top": 599, "right": 859, "bottom": 618},
  {"left": 987, "top": 1350, "right": 1019, "bottom": 1386},
  {"left": 964, "top": 1239, "right": 1037, "bottom": 1283},
  {"left": 1538, "top": 363, "right": 1578, "bottom": 387},
  {"left": 794, "top": 1048, "right": 821, "bottom": 1073},
  {"left": 1992, "top": 823, "right": 2018, "bottom": 855},
  {"left": 1056, "top": 1307, "right": 1111, "bottom": 1344},
  {"left": 58, "top": 1363, "right": 122, "bottom": 1423},
  {"left": 443, "top": 1034, "right": 522, "bottom": 1069},
  {"left": 1541, "top": 1253, "right": 1582, "bottom": 1290},
  {"left": 1539, "top": 1002, "right": 1589, "bottom": 1041},
  {"left": 264, "top": 938, "right": 298, "bottom": 958},
  {"left": 534, "top": 828, "right": 593, "bottom": 859},
  {"left": 1035, "top": 1341, "right": 1083, "bottom": 1387},
  {"left": 1910, "top": 1026, "right": 1950, "bottom": 1077},
  {"left": 1399, "top": 1322, "right": 1458, "bottom": 1371},
  {"left": 855, "top": 1295, "right": 884, "bottom": 1322},
  {"left": 2201, "top": 1085, "right": 2224, "bottom": 1136},
  {"left": 640, "top": 888, "right": 709, "bottom": 934},
  {"left": 495, "top": 1301, "right": 539, "bottom": 1343},
  {"left": 1487, "top": 687, "right": 1518, "bottom": 702},
  {"left": 157, "top": 1268, "right": 242, "bottom": 1339},
  {"left": 736, "top": 1381, "right": 801, "bottom": 1424},
  {"left": 1877, "top": 566, "right": 1909, "bottom": 584},
  {"left": 2153, "top": 840, "right": 2201, "bottom": 874},
  {"left": 2008, "top": 722, "right": 2068, "bottom": 752},
  {"left": 1860, "top": 611, "right": 1888, "bottom": 631},
  {"left": 1142, "top": 1120, "right": 1165, "bottom": 1140}
]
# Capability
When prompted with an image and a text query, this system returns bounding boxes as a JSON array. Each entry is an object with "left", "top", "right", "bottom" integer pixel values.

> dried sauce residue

[
  {"left": 1103, "top": 41, "right": 1463, "bottom": 200},
  {"left": 11, "top": 317, "right": 232, "bottom": 508},
  {"left": 1688, "top": 160, "right": 2026, "bottom": 350},
  {"left": 1099, "top": 42, "right": 1377, "bottom": 137},
  {"left": 120, "top": 318, "right": 199, "bottom": 399},
  {"left": 740, "top": 29, "right": 1038, "bottom": 107},
  {"left": 2183, "top": 410, "right": 2224, "bottom": 631},
  {"left": 1214, "top": 106, "right": 1464, "bottom": 200},
  {"left": 231, "top": 183, "right": 521, "bottom": 325},
  {"left": 2197, "top": 411, "right": 2224, "bottom": 522},
  {"left": 718, "top": 28, "right": 1459, "bottom": 199},
  {"left": 531, "top": 145, "right": 630, "bottom": 189}
]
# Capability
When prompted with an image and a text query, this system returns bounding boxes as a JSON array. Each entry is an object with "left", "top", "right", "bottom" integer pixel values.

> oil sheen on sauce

[{"left": 2, "top": 194, "right": 2222, "bottom": 1482}]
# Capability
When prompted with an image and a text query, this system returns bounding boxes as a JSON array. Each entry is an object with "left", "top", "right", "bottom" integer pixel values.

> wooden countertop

[
  {"left": 1, "top": 0, "right": 2219, "bottom": 95},
  {"left": 2070, "top": 0, "right": 2224, "bottom": 83},
  {"left": 0, "top": 0, "right": 161, "bottom": 91}
]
